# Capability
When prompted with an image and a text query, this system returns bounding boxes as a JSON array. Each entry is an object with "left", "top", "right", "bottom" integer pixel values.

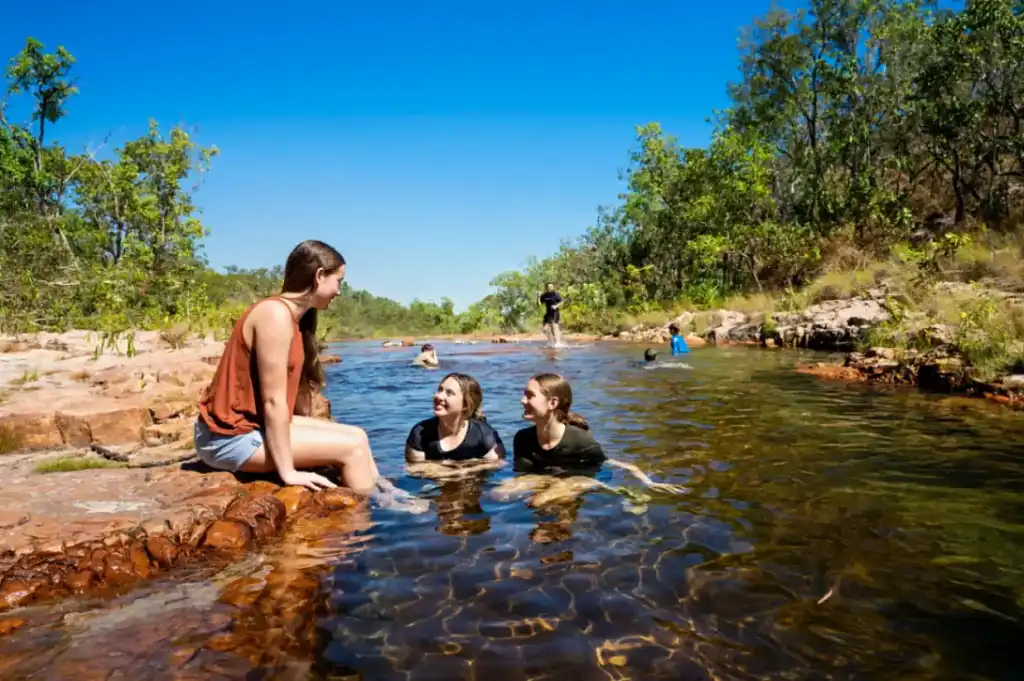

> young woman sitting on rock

[
  {"left": 405, "top": 372, "right": 506, "bottom": 479},
  {"left": 194, "top": 240, "right": 426, "bottom": 511}
]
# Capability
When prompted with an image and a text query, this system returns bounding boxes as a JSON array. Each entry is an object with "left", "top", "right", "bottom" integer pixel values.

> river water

[{"left": 2, "top": 340, "right": 1024, "bottom": 680}]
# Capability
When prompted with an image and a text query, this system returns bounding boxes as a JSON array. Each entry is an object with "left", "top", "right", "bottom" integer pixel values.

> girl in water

[
  {"left": 405, "top": 373, "right": 506, "bottom": 478},
  {"left": 195, "top": 240, "right": 425, "bottom": 511},
  {"left": 507, "top": 372, "right": 686, "bottom": 498},
  {"left": 513, "top": 373, "right": 605, "bottom": 473}
]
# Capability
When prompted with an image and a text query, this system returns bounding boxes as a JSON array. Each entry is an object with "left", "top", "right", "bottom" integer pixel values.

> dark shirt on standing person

[
  {"left": 512, "top": 424, "right": 606, "bottom": 474},
  {"left": 406, "top": 417, "right": 505, "bottom": 462},
  {"left": 540, "top": 291, "right": 562, "bottom": 325}
]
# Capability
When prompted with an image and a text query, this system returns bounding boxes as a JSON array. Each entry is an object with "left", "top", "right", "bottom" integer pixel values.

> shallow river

[{"left": 3, "top": 341, "right": 1024, "bottom": 680}]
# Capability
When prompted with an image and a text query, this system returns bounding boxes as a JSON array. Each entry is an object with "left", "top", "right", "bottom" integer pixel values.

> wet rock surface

[
  {"left": 0, "top": 460, "right": 365, "bottom": 615},
  {"left": 0, "top": 498, "right": 372, "bottom": 680},
  {"left": 0, "top": 330, "right": 348, "bottom": 614},
  {"left": 797, "top": 344, "right": 1024, "bottom": 409}
]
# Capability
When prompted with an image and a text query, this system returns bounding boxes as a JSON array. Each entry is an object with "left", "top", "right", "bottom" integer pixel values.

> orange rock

[
  {"left": 150, "top": 400, "right": 196, "bottom": 422},
  {"left": 201, "top": 520, "right": 253, "bottom": 551},
  {"left": 102, "top": 552, "right": 138, "bottom": 585},
  {"left": 128, "top": 543, "right": 152, "bottom": 579},
  {"left": 0, "top": 413, "right": 63, "bottom": 450},
  {"left": 145, "top": 536, "right": 179, "bottom": 568},
  {"left": 315, "top": 488, "right": 361, "bottom": 510},
  {"left": 205, "top": 631, "right": 241, "bottom": 652},
  {"left": 55, "top": 405, "right": 152, "bottom": 446},
  {"left": 65, "top": 570, "right": 95, "bottom": 593},
  {"left": 273, "top": 487, "right": 312, "bottom": 516},
  {"left": 0, "top": 579, "right": 36, "bottom": 610},
  {"left": 223, "top": 495, "right": 286, "bottom": 541},
  {"left": 0, "top": 617, "right": 26, "bottom": 637},
  {"left": 795, "top": 363, "right": 865, "bottom": 382}
]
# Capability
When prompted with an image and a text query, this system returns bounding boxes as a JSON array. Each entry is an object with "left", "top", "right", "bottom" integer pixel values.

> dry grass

[
  {"left": 69, "top": 370, "right": 91, "bottom": 382},
  {"left": 9, "top": 369, "right": 39, "bottom": 386},
  {"left": 159, "top": 323, "right": 191, "bottom": 350}
]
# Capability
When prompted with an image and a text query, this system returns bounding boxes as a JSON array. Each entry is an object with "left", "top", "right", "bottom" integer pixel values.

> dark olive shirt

[{"left": 512, "top": 424, "right": 606, "bottom": 474}]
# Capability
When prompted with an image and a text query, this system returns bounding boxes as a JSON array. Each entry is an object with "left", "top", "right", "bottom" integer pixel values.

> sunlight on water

[{"left": 2, "top": 340, "right": 1023, "bottom": 680}]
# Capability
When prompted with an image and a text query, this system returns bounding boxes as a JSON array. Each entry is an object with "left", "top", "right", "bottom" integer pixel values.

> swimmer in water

[
  {"left": 669, "top": 323, "right": 690, "bottom": 355},
  {"left": 644, "top": 348, "right": 658, "bottom": 363},
  {"left": 513, "top": 373, "right": 606, "bottom": 474},
  {"left": 406, "top": 373, "right": 506, "bottom": 479},
  {"left": 411, "top": 343, "right": 439, "bottom": 368}
]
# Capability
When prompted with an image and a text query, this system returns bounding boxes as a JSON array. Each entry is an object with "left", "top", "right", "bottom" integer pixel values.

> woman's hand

[{"left": 280, "top": 469, "right": 338, "bottom": 491}]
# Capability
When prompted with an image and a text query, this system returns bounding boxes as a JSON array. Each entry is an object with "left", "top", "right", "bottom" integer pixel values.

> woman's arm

[
  {"left": 252, "top": 303, "right": 301, "bottom": 482},
  {"left": 405, "top": 444, "right": 426, "bottom": 463}
]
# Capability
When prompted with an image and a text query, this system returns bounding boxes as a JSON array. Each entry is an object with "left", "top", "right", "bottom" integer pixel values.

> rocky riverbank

[{"left": 606, "top": 284, "right": 1024, "bottom": 408}]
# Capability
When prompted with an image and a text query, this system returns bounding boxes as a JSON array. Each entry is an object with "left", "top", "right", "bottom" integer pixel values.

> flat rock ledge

[
  {"left": 797, "top": 345, "right": 1024, "bottom": 409},
  {"left": 0, "top": 462, "right": 363, "bottom": 617},
  {"left": 0, "top": 330, "right": 346, "bottom": 619}
]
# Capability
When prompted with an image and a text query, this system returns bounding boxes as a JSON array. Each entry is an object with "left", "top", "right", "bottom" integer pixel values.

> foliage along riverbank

[{"left": 6, "top": 0, "right": 1024, "bottom": 363}]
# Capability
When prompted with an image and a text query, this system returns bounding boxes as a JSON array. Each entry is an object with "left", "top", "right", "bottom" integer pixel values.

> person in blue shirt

[{"left": 669, "top": 324, "right": 690, "bottom": 355}]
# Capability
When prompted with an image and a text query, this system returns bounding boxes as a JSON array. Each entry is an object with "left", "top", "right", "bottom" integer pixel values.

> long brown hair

[
  {"left": 531, "top": 373, "right": 589, "bottom": 430},
  {"left": 439, "top": 372, "right": 485, "bottom": 421},
  {"left": 281, "top": 240, "right": 346, "bottom": 415}
]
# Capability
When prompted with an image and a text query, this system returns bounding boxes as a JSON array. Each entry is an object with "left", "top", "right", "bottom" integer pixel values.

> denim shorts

[{"left": 193, "top": 418, "right": 264, "bottom": 472}]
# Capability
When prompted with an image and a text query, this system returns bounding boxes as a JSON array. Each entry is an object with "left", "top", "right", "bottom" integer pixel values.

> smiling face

[
  {"left": 433, "top": 376, "right": 466, "bottom": 419},
  {"left": 311, "top": 264, "right": 345, "bottom": 310},
  {"left": 521, "top": 378, "right": 556, "bottom": 422}
]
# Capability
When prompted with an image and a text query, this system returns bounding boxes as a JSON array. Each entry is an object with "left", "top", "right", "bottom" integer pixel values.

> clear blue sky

[{"left": 3, "top": 0, "right": 796, "bottom": 310}]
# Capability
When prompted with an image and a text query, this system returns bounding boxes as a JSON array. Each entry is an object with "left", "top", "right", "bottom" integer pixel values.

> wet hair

[
  {"left": 644, "top": 348, "right": 657, "bottom": 362},
  {"left": 530, "top": 373, "right": 589, "bottom": 430},
  {"left": 421, "top": 343, "right": 435, "bottom": 352},
  {"left": 281, "top": 240, "right": 346, "bottom": 415},
  {"left": 668, "top": 324, "right": 680, "bottom": 335},
  {"left": 439, "top": 372, "right": 485, "bottom": 421}
]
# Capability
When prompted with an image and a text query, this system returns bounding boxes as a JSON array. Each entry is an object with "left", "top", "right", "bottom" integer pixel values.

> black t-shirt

[
  {"left": 539, "top": 291, "right": 562, "bottom": 323},
  {"left": 512, "top": 424, "right": 606, "bottom": 474},
  {"left": 406, "top": 417, "right": 505, "bottom": 462}
]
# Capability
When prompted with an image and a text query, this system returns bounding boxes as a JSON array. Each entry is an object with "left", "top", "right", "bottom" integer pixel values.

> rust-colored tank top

[{"left": 198, "top": 297, "right": 304, "bottom": 436}]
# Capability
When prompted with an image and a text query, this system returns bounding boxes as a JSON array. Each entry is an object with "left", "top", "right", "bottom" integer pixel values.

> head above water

[
  {"left": 280, "top": 240, "right": 347, "bottom": 415},
  {"left": 668, "top": 324, "right": 680, "bottom": 336},
  {"left": 434, "top": 372, "right": 484, "bottom": 422},
  {"left": 521, "top": 372, "right": 589, "bottom": 430},
  {"left": 644, "top": 348, "right": 658, "bottom": 362},
  {"left": 421, "top": 343, "right": 435, "bottom": 353}
]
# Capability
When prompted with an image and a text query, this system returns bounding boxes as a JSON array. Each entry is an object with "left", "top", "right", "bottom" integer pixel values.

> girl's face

[
  {"left": 521, "top": 379, "right": 556, "bottom": 422},
  {"left": 312, "top": 265, "right": 345, "bottom": 309},
  {"left": 434, "top": 377, "right": 465, "bottom": 419}
]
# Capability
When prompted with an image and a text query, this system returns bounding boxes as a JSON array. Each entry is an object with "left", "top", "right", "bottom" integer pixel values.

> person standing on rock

[
  {"left": 194, "top": 240, "right": 427, "bottom": 512},
  {"left": 539, "top": 283, "right": 564, "bottom": 347}
]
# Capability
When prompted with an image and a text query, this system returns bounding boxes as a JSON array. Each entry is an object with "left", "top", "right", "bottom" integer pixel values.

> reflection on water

[{"left": 3, "top": 340, "right": 1024, "bottom": 680}]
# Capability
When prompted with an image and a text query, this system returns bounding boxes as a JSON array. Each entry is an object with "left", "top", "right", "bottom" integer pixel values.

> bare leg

[
  {"left": 241, "top": 418, "right": 379, "bottom": 494},
  {"left": 542, "top": 323, "right": 554, "bottom": 346},
  {"left": 553, "top": 323, "right": 564, "bottom": 347}
]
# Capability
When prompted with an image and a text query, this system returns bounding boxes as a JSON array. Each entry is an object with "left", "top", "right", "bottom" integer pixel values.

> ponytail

[
  {"left": 295, "top": 308, "right": 324, "bottom": 416},
  {"left": 565, "top": 410, "right": 589, "bottom": 430}
]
